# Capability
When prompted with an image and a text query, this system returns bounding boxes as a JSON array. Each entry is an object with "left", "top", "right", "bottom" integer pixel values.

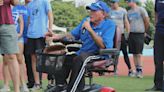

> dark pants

[
  {"left": 55, "top": 53, "right": 94, "bottom": 92},
  {"left": 26, "top": 38, "right": 46, "bottom": 85},
  {"left": 24, "top": 43, "right": 35, "bottom": 85},
  {"left": 120, "top": 34, "right": 131, "bottom": 70},
  {"left": 114, "top": 34, "right": 131, "bottom": 72},
  {"left": 154, "top": 31, "right": 164, "bottom": 89},
  {"left": 163, "top": 62, "right": 164, "bottom": 91}
]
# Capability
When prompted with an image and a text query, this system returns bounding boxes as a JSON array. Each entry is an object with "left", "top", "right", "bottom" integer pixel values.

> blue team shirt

[
  {"left": 155, "top": 0, "right": 164, "bottom": 33},
  {"left": 12, "top": 5, "right": 29, "bottom": 42},
  {"left": 27, "top": 0, "right": 52, "bottom": 38},
  {"left": 21, "top": 5, "right": 29, "bottom": 43},
  {"left": 71, "top": 17, "right": 116, "bottom": 56},
  {"left": 12, "top": 5, "right": 21, "bottom": 33}
]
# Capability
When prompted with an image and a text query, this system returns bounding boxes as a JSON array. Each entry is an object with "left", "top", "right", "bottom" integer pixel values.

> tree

[
  {"left": 144, "top": 0, "right": 155, "bottom": 38},
  {"left": 51, "top": 1, "right": 88, "bottom": 31}
]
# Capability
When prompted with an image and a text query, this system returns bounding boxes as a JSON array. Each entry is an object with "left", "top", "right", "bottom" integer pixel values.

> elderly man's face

[{"left": 89, "top": 10, "right": 105, "bottom": 23}]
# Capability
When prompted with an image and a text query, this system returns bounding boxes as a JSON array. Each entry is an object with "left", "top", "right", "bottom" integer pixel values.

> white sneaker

[
  {"left": 128, "top": 70, "right": 135, "bottom": 77},
  {"left": 30, "top": 84, "right": 41, "bottom": 92},
  {"left": 20, "top": 85, "right": 29, "bottom": 92},
  {"left": 0, "top": 86, "right": 10, "bottom": 92},
  {"left": 136, "top": 70, "right": 143, "bottom": 78}
]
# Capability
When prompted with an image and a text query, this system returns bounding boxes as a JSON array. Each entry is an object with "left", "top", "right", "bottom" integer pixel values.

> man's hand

[
  {"left": 18, "top": 34, "right": 22, "bottom": 38},
  {"left": 48, "top": 28, "right": 53, "bottom": 33},
  {"left": 82, "top": 21, "right": 92, "bottom": 32},
  {"left": 45, "top": 31, "right": 61, "bottom": 41}
]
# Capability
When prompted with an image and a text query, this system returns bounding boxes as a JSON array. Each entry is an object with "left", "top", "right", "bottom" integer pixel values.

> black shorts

[
  {"left": 128, "top": 33, "right": 144, "bottom": 54},
  {"left": 26, "top": 37, "right": 46, "bottom": 54}
]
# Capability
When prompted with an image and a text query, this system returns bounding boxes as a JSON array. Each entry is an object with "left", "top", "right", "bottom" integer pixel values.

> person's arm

[
  {"left": 143, "top": 16, "right": 150, "bottom": 33},
  {"left": 18, "top": 15, "right": 24, "bottom": 38},
  {"left": 124, "top": 12, "right": 130, "bottom": 34},
  {"left": 45, "top": 0, "right": 53, "bottom": 33},
  {"left": 140, "top": 7, "right": 150, "bottom": 33},
  {"left": 82, "top": 21, "right": 105, "bottom": 49},
  {"left": 48, "top": 10, "right": 53, "bottom": 33},
  {"left": 11, "top": 0, "right": 19, "bottom": 6},
  {"left": 0, "top": 0, "right": 3, "bottom": 6}
]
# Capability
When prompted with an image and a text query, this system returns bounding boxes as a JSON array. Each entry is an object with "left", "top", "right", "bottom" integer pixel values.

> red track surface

[{"left": 0, "top": 56, "right": 154, "bottom": 80}]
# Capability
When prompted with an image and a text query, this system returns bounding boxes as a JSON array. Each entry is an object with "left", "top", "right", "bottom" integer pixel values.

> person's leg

[
  {"left": 131, "top": 33, "right": 144, "bottom": 78},
  {"left": 146, "top": 32, "right": 164, "bottom": 91},
  {"left": 47, "top": 74, "right": 55, "bottom": 89},
  {"left": 163, "top": 61, "right": 164, "bottom": 91},
  {"left": 154, "top": 32, "right": 164, "bottom": 89},
  {"left": 54, "top": 55, "right": 75, "bottom": 88},
  {"left": 67, "top": 53, "right": 93, "bottom": 92},
  {"left": 16, "top": 42, "right": 29, "bottom": 91},
  {"left": 31, "top": 54, "right": 40, "bottom": 85},
  {"left": 30, "top": 38, "right": 46, "bottom": 90},
  {"left": 0, "top": 25, "right": 20, "bottom": 92},
  {"left": 0, "top": 57, "right": 11, "bottom": 92},
  {"left": 4, "top": 54, "right": 20, "bottom": 92},
  {"left": 133, "top": 54, "right": 143, "bottom": 78},
  {"left": 121, "top": 35, "right": 132, "bottom": 73},
  {"left": 24, "top": 43, "right": 34, "bottom": 88}
]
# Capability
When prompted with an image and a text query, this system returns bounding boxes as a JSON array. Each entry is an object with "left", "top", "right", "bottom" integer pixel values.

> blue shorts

[{"left": 18, "top": 37, "right": 24, "bottom": 43}]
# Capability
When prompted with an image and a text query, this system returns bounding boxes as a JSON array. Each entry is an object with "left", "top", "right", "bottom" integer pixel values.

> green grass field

[
  {"left": 0, "top": 55, "right": 154, "bottom": 92},
  {"left": 0, "top": 76, "right": 154, "bottom": 92}
]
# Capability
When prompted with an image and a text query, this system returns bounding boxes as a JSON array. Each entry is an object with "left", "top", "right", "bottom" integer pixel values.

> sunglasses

[
  {"left": 110, "top": 1, "right": 116, "bottom": 3},
  {"left": 126, "top": 0, "right": 134, "bottom": 3}
]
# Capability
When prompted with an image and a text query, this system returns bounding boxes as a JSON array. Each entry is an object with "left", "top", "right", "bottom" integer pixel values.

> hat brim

[{"left": 86, "top": 6, "right": 100, "bottom": 11}]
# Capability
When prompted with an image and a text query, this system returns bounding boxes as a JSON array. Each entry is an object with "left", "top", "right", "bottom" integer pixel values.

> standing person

[
  {"left": 26, "top": 0, "right": 53, "bottom": 90},
  {"left": 145, "top": 0, "right": 163, "bottom": 91},
  {"left": 0, "top": 3, "right": 29, "bottom": 92},
  {"left": 22, "top": 0, "right": 35, "bottom": 88},
  {"left": 12, "top": 5, "right": 29, "bottom": 92},
  {"left": 0, "top": 0, "right": 20, "bottom": 92},
  {"left": 46, "top": 1, "right": 116, "bottom": 92},
  {"left": 127, "top": 0, "right": 149, "bottom": 78},
  {"left": 109, "top": 0, "right": 134, "bottom": 77}
]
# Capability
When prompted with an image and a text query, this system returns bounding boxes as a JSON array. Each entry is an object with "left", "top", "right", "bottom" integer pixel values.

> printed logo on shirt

[
  {"left": 12, "top": 11, "right": 19, "bottom": 25},
  {"left": 32, "top": 8, "right": 39, "bottom": 16},
  {"left": 110, "top": 12, "right": 124, "bottom": 20},
  {"left": 128, "top": 13, "right": 140, "bottom": 21},
  {"left": 96, "top": 32, "right": 102, "bottom": 36}
]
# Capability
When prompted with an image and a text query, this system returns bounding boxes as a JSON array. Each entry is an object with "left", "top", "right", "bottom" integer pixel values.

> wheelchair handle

[{"left": 99, "top": 48, "right": 120, "bottom": 55}]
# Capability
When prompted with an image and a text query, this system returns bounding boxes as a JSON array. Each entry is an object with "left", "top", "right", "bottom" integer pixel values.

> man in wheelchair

[{"left": 46, "top": 1, "right": 116, "bottom": 92}]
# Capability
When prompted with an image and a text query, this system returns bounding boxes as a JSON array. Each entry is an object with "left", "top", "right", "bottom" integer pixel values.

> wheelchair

[
  {"left": 36, "top": 27, "right": 121, "bottom": 92},
  {"left": 71, "top": 27, "right": 121, "bottom": 92}
]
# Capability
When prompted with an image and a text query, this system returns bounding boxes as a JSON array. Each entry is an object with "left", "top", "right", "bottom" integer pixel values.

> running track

[{"left": 0, "top": 56, "right": 154, "bottom": 80}]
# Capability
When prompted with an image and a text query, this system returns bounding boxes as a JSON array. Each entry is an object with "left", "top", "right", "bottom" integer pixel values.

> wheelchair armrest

[{"left": 99, "top": 48, "right": 120, "bottom": 55}]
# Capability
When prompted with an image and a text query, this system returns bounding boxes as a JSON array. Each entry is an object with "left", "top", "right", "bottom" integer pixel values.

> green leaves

[{"left": 51, "top": 1, "right": 88, "bottom": 32}]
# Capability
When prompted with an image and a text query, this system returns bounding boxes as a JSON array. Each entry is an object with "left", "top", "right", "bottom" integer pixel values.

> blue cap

[
  {"left": 111, "top": 0, "right": 120, "bottom": 2},
  {"left": 86, "top": 1, "right": 110, "bottom": 13}
]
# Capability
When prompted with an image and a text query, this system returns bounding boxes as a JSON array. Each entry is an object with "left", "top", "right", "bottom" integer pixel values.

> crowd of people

[{"left": 0, "top": 0, "right": 163, "bottom": 92}]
